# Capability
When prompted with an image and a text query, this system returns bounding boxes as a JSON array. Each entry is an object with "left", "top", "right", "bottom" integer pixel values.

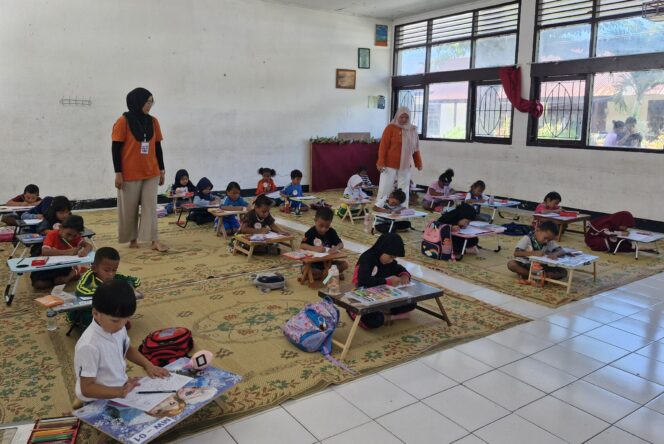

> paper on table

[
  {"left": 458, "top": 226, "right": 490, "bottom": 235},
  {"left": 469, "top": 221, "right": 490, "bottom": 227},
  {"left": 40, "top": 255, "right": 87, "bottom": 266},
  {"left": 22, "top": 219, "right": 41, "bottom": 225},
  {"left": 111, "top": 373, "right": 192, "bottom": 412}
]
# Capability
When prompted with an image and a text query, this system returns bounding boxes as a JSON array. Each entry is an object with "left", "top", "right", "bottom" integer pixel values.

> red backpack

[{"left": 139, "top": 327, "right": 194, "bottom": 366}]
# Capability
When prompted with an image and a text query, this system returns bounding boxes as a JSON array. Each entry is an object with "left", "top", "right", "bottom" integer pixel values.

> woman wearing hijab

[
  {"left": 376, "top": 107, "right": 423, "bottom": 209},
  {"left": 350, "top": 233, "right": 415, "bottom": 329},
  {"left": 585, "top": 211, "right": 636, "bottom": 252},
  {"left": 438, "top": 203, "right": 478, "bottom": 256},
  {"left": 112, "top": 87, "right": 168, "bottom": 252}
]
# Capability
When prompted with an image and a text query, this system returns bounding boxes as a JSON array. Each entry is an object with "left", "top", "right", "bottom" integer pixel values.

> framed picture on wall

[
  {"left": 358, "top": 48, "right": 370, "bottom": 69},
  {"left": 375, "top": 25, "right": 388, "bottom": 46},
  {"left": 336, "top": 69, "right": 356, "bottom": 89}
]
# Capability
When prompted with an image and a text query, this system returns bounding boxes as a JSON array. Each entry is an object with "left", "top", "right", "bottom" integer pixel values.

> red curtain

[
  {"left": 310, "top": 142, "right": 380, "bottom": 192},
  {"left": 499, "top": 66, "right": 543, "bottom": 118}
]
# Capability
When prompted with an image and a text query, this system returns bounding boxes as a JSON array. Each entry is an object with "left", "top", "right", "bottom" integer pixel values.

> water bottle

[
  {"left": 363, "top": 213, "right": 372, "bottom": 234},
  {"left": 442, "top": 184, "right": 450, "bottom": 197},
  {"left": 327, "top": 265, "right": 340, "bottom": 295},
  {"left": 442, "top": 238, "right": 452, "bottom": 258},
  {"left": 46, "top": 310, "right": 58, "bottom": 331},
  {"left": 531, "top": 262, "right": 545, "bottom": 287},
  {"left": 488, "top": 195, "right": 495, "bottom": 205}
]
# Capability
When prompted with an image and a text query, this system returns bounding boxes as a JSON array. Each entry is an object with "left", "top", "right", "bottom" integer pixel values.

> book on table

[{"left": 343, "top": 284, "right": 413, "bottom": 306}]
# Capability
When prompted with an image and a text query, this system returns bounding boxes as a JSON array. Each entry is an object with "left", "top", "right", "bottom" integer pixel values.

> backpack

[
  {"left": 501, "top": 222, "right": 532, "bottom": 236},
  {"left": 282, "top": 298, "right": 355, "bottom": 373},
  {"left": 139, "top": 327, "right": 194, "bottom": 367},
  {"left": 421, "top": 220, "right": 454, "bottom": 261}
]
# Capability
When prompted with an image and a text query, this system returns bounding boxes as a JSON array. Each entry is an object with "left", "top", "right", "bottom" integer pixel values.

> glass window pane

[
  {"left": 396, "top": 47, "right": 426, "bottom": 76},
  {"left": 537, "top": 23, "right": 591, "bottom": 62},
  {"left": 398, "top": 89, "right": 424, "bottom": 135},
  {"left": 589, "top": 71, "right": 664, "bottom": 150},
  {"left": 430, "top": 41, "right": 471, "bottom": 72},
  {"left": 474, "top": 34, "right": 516, "bottom": 68},
  {"left": 596, "top": 17, "right": 664, "bottom": 57},
  {"left": 427, "top": 82, "right": 469, "bottom": 139},
  {"left": 538, "top": 79, "right": 586, "bottom": 141},
  {"left": 475, "top": 85, "right": 512, "bottom": 138}
]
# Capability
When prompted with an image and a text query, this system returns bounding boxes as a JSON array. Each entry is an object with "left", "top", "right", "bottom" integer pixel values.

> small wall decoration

[
  {"left": 358, "top": 48, "right": 370, "bottom": 69},
  {"left": 375, "top": 25, "right": 388, "bottom": 47},
  {"left": 336, "top": 69, "right": 356, "bottom": 89}
]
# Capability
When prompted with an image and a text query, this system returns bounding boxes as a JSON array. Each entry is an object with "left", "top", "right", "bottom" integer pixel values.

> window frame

[
  {"left": 392, "top": 0, "right": 520, "bottom": 144},
  {"left": 529, "top": 0, "right": 664, "bottom": 153}
]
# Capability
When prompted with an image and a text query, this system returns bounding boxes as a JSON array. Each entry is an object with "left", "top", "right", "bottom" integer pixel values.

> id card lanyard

[{"left": 137, "top": 119, "right": 149, "bottom": 155}]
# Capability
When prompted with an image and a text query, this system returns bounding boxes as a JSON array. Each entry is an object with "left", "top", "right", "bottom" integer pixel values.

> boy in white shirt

[{"left": 74, "top": 280, "right": 169, "bottom": 402}]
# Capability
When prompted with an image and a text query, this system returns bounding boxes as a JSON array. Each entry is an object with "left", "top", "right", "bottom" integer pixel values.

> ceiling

[{"left": 259, "top": 0, "right": 469, "bottom": 20}]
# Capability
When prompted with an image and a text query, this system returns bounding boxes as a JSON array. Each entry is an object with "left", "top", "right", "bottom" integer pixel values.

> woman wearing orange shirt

[
  {"left": 376, "top": 107, "right": 423, "bottom": 208},
  {"left": 112, "top": 87, "right": 168, "bottom": 252}
]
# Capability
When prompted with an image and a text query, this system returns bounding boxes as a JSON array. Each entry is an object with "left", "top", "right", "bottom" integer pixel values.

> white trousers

[{"left": 376, "top": 167, "right": 412, "bottom": 208}]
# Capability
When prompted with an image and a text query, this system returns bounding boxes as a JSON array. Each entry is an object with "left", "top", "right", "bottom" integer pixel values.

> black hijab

[
  {"left": 173, "top": 169, "right": 196, "bottom": 192},
  {"left": 438, "top": 202, "right": 477, "bottom": 225},
  {"left": 196, "top": 177, "right": 214, "bottom": 199},
  {"left": 123, "top": 87, "right": 154, "bottom": 142},
  {"left": 358, "top": 233, "right": 405, "bottom": 265}
]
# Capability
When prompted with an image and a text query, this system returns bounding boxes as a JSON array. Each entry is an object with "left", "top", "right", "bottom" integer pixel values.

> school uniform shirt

[
  {"left": 221, "top": 196, "right": 248, "bottom": 222},
  {"left": 75, "top": 269, "right": 141, "bottom": 298},
  {"left": 42, "top": 229, "right": 83, "bottom": 251},
  {"left": 243, "top": 209, "right": 275, "bottom": 230},
  {"left": 514, "top": 234, "right": 561, "bottom": 265},
  {"left": 256, "top": 178, "right": 277, "bottom": 195},
  {"left": 281, "top": 183, "right": 303, "bottom": 199},
  {"left": 112, "top": 116, "right": 163, "bottom": 181},
  {"left": 74, "top": 320, "right": 130, "bottom": 401},
  {"left": 302, "top": 226, "right": 342, "bottom": 249}
]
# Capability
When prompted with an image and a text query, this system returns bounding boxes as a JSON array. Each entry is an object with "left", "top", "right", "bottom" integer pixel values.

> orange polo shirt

[
  {"left": 378, "top": 124, "right": 423, "bottom": 170},
  {"left": 112, "top": 116, "right": 163, "bottom": 181}
]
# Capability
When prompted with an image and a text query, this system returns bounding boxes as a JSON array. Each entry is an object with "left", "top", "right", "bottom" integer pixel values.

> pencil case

[{"left": 559, "top": 211, "right": 578, "bottom": 217}]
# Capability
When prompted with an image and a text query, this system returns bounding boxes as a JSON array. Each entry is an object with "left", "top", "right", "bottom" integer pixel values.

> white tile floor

[{"left": 172, "top": 217, "right": 664, "bottom": 443}]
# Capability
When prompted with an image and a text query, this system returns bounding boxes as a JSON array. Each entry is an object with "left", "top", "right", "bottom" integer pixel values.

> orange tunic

[
  {"left": 377, "top": 124, "right": 422, "bottom": 170},
  {"left": 112, "top": 116, "right": 163, "bottom": 181}
]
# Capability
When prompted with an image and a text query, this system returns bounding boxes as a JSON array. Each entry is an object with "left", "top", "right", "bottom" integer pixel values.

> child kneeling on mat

[
  {"left": 350, "top": 233, "right": 415, "bottom": 329},
  {"left": 507, "top": 221, "right": 567, "bottom": 283},
  {"left": 74, "top": 280, "right": 168, "bottom": 403},
  {"left": 300, "top": 207, "right": 348, "bottom": 280},
  {"left": 373, "top": 189, "right": 410, "bottom": 233}
]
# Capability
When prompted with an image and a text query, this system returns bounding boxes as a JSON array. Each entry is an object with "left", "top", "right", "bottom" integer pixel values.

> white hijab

[
  {"left": 391, "top": 107, "right": 420, "bottom": 171},
  {"left": 344, "top": 174, "right": 367, "bottom": 199}
]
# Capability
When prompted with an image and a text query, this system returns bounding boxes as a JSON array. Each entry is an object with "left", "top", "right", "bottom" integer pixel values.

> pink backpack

[{"left": 421, "top": 221, "right": 454, "bottom": 261}]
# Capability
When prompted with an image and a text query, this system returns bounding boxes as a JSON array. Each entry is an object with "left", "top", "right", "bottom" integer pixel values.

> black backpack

[{"left": 501, "top": 223, "right": 532, "bottom": 236}]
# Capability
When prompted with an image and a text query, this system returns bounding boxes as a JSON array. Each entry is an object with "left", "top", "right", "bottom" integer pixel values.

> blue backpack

[{"left": 282, "top": 298, "right": 355, "bottom": 373}]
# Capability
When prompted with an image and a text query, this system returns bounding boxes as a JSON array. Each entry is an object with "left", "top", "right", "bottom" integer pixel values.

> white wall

[
  {"left": 0, "top": 0, "right": 392, "bottom": 200},
  {"left": 397, "top": 0, "right": 664, "bottom": 222}
]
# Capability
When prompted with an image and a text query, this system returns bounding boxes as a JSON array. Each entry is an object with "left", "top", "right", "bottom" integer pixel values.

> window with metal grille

[
  {"left": 393, "top": 1, "right": 519, "bottom": 143},
  {"left": 530, "top": 0, "right": 664, "bottom": 152}
]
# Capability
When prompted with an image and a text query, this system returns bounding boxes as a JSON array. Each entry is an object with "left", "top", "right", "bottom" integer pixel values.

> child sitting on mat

[
  {"left": 437, "top": 202, "right": 478, "bottom": 256},
  {"left": 74, "top": 280, "right": 169, "bottom": 403},
  {"left": 423, "top": 169, "right": 454, "bottom": 211},
  {"left": 300, "top": 207, "right": 348, "bottom": 280},
  {"left": 256, "top": 167, "right": 277, "bottom": 196},
  {"left": 507, "top": 220, "right": 567, "bottom": 283},
  {"left": 357, "top": 165, "right": 374, "bottom": 196},
  {"left": 219, "top": 181, "right": 250, "bottom": 236},
  {"left": 188, "top": 177, "right": 217, "bottom": 225},
  {"left": 1, "top": 184, "right": 41, "bottom": 226},
  {"left": 72, "top": 247, "right": 141, "bottom": 330},
  {"left": 35, "top": 195, "right": 71, "bottom": 235},
  {"left": 532, "top": 191, "right": 562, "bottom": 228},
  {"left": 465, "top": 180, "right": 490, "bottom": 222},
  {"left": 240, "top": 194, "right": 290, "bottom": 236},
  {"left": 350, "top": 233, "right": 415, "bottom": 329},
  {"left": 31, "top": 214, "right": 93, "bottom": 290},
  {"left": 171, "top": 169, "right": 196, "bottom": 195},
  {"left": 336, "top": 174, "right": 369, "bottom": 219},
  {"left": 373, "top": 189, "right": 411, "bottom": 233},
  {"left": 280, "top": 169, "right": 309, "bottom": 212}
]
